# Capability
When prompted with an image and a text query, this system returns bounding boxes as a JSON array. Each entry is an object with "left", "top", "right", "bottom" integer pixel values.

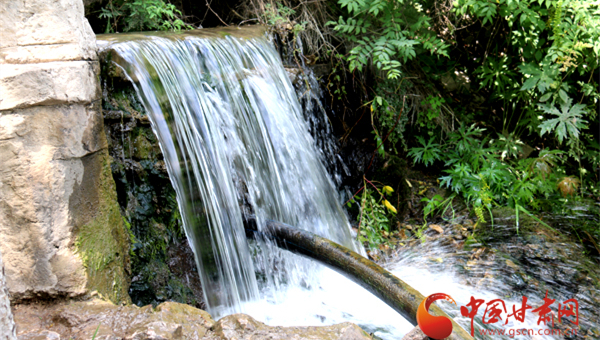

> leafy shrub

[
  {"left": 409, "top": 124, "right": 570, "bottom": 223},
  {"left": 348, "top": 181, "right": 397, "bottom": 249},
  {"left": 99, "top": 0, "right": 191, "bottom": 33},
  {"left": 455, "top": 0, "right": 599, "bottom": 157},
  {"left": 328, "top": 0, "right": 449, "bottom": 79}
]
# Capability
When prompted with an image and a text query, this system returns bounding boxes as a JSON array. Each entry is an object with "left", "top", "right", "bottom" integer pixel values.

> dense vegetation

[
  {"left": 329, "top": 0, "right": 600, "bottom": 250},
  {"left": 86, "top": 0, "right": 599, "bottom": 254}
]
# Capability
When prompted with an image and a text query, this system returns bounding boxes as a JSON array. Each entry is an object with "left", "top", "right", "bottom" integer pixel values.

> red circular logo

[{"left": 416, "top": 293, "right": 456, "bottom": 339}]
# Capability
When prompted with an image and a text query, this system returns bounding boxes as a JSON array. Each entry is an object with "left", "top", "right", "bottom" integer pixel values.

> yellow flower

[
  {"left": 382, "top": 186, "right": 394, "bottom": 194},
  {"left": 383, "top": 200, "right": 397, "bottom": 214}
]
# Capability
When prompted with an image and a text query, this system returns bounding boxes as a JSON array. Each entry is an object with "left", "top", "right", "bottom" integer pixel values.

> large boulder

[
  {"left": 0, "top": 62, "right": 100, "bottom": 110},
  {"left": 0, "top": 0, "right": 130, "bottom": 304}
]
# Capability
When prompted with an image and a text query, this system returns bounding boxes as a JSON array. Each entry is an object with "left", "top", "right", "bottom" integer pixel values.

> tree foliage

[
  {"left": 328, "top": 0, "right": 449, "bottom": 79},
  {"left": 327, "top": 0, "right": 599, "bottom": 234},
  {"left": 99, "top": 0, "right": 191, "bottom": 33}
]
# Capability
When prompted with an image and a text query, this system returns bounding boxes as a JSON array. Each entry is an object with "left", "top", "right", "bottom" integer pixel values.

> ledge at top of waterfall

[
  {"left": 97, "top": 25, "right": 268, "bottom": 47},
  {"left": 97, "top": 27, "right": 364, "bottom": 317}
]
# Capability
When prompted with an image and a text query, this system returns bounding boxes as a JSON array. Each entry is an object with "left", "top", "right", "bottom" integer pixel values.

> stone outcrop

[
  {"left": 0, "top": 62, "right": 100, "bottom": 110},
  {"left": 12, "top": 299, "right": 373, "bottom": 340},
  {"left": 0, "top": 0, "right": 130, "bottom": 304}
]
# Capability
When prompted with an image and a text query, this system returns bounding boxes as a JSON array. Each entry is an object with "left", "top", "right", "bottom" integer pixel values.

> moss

[
  {"left": 75, "top": 153, "right": 132, "bottom": 305},
  {"left": 133, "top": 134, "right": 154, "bottom": 160}
]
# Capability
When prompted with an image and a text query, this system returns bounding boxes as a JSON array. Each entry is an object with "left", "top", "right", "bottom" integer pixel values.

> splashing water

[
  {"left": 99, "top": 29, "right": 363, "bottom": 317},
  {"left": 386, "top": 244, "right": 559, "bottom": 340}
]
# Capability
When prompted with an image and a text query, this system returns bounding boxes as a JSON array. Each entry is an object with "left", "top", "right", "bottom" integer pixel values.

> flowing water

[
  {"left": 99, "top": 28, "right": 363, "bottom": 317},
  {"left": 98, "top": 29, "right": 599, "bottom": 339}
]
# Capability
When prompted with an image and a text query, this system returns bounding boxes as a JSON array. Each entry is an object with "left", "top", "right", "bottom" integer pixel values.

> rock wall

[
  {"left": 0, "top": 0, "right": 130, "bottom": 304},
  {"left": 101, "top": 78, "right": 205, "bottom": 308}
]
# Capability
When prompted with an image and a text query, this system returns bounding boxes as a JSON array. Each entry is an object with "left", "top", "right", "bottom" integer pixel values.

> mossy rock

[
  {"left": 100, "top": 77, "right": 204, "bottom": 308},
  {"left": 74, "top": 152, "right": 132, "bottom": 305}
]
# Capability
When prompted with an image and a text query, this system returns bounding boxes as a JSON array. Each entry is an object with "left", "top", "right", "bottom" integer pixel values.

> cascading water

[
  {"left": 99, "top": 28, "right": 363, "bottom": 317},
  {"left": 98, "top": 28, "right": 598, "bottom": 340}
]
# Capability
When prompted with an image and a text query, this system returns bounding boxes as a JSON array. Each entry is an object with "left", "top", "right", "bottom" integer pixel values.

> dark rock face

[{"left": 101, "top": 77, "right": 205, "bottom": 309}]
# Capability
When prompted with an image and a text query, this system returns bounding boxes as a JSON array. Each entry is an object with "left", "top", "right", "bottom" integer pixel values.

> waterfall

[{"left": 100, "top": 29, "right": 363, "bottom": 316}]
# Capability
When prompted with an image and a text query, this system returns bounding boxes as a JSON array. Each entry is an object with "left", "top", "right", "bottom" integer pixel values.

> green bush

[
  {"left": 327, "top": 0, "right": 599, "bottom": 229},
  {"left": 348, "top": 181, "right": 397, "bottom": 249},
  {"left": 328, "top": 0, "right": 449, "bottom": 79},
  {"left": 99, "top": 0, "right": 191, "bottom": 33}
]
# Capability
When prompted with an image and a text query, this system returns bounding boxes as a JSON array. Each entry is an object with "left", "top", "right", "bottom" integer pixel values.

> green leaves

[
  {"left": 100, "top": 0, "right": 192, "bottom": 33},
  {"left": 476, "top": 56, "right": 516, "bottom": 90},
  {"left": 538, "top": 98, "right": 588, "bottom": 143},
  {"left": 338, "top": 0, "right": 368, "bottom": 15},
  {"left": 519, "top": 63, "right": 557, "bottom": 93},
  {"left": 331, "top": 0, "right": 448, "bottom": 79},
  {"left": 454, "top": 0, "right": 498, "bottom": 25},
  {"left": 407, "top": 136, "right": 442, "bottom": 166},
  {"left": 355, "top": 188, "right": 392, "bottom": 249}
]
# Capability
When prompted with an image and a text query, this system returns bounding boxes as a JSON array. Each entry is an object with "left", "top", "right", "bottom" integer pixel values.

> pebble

[{"left": 429, "top": 224, "right": 444, "bottom": 234}]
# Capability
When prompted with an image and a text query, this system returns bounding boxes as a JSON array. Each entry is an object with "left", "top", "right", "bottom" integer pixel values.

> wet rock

[
  {"left": 284, "top": 67, "right": 302, "bottom": 85},
  {"left": 383, "top": 197, "right": 600, "bottom": 337},
  {"left": 453, "top": 234, "right": 464, "bottom": 240},
  {"left": 101, "top": 82, "right": 202, "bottom": 308},
  {"left": 210, "top": 313, "right": 372, "bottom": 340},
  {"left": 505, "top": 259, "right": 519, "bottom": 270},
  {"left": 133, "top": 135, "right": 154, "bottom": 160},
  {"left": 367, "top": 249, "right": 381, "bottom": 261}
]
